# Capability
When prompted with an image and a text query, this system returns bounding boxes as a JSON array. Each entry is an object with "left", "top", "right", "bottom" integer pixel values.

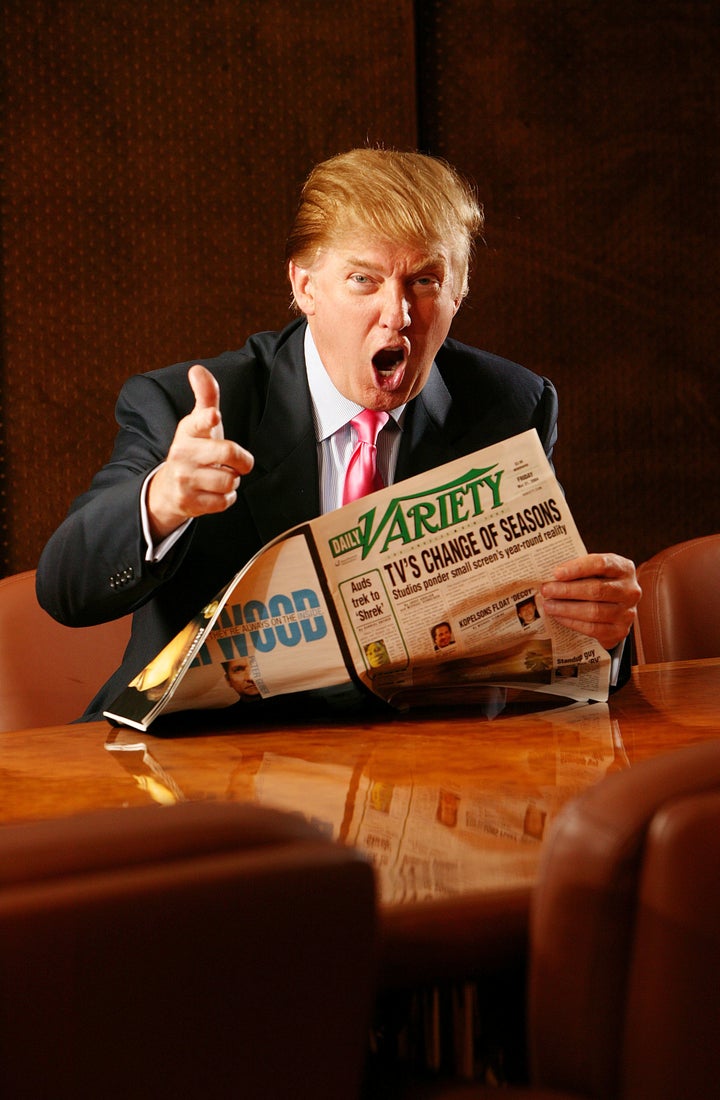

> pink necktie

[{"left": 342, "top": 409, "right": 389, "bottom": 504}]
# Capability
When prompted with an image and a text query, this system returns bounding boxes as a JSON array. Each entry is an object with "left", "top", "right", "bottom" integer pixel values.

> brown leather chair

[
  {"left": 0, "top": 799, "right": 377, "bottom": 1099},
  {"left": 634, "top": 533, "right": 720, "bottom": 663},
  {"left": 0, "top": 569, "right": 131, "bottom": 729},
  {"left": 403, "top": 738, "right": 720, "bottom": 1100}
]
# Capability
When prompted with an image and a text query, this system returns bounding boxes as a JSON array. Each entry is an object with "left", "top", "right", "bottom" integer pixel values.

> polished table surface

[{"left": 2, "top": 658, "right": 719, "bottom": 984}]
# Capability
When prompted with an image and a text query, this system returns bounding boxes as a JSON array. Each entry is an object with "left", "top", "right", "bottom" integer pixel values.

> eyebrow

[
  {"left": 344, "top": 255, "right": 448, "bottom": 274},
  {"left": 344, "top": 256, "right": 382, "bottom": 271}
]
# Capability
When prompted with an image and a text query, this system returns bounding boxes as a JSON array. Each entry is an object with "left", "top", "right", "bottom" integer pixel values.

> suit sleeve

[
  {"left": 533, "top": 376, "right": 559, "bottom": 466},
  {"left": 36, "top": 372, "right": 195, "bottom": 627}
]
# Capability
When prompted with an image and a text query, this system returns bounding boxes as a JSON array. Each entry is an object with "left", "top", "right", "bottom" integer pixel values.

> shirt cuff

[{"left": 141, "top": 465, "right": 192, "bottom": 562}]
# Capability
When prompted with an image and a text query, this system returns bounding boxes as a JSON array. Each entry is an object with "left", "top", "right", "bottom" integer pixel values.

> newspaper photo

[{"left": 104, "top": 429, "right": 611, "bottom": 731}]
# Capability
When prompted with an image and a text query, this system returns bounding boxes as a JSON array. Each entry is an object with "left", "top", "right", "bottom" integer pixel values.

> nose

[{"left": 380, "top": 283, "right": 410, "bottom": 330}]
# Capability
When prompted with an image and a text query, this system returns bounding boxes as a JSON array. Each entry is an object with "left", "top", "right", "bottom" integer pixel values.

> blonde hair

[{"left": 285, "top": 148, "right": 484, "bottom": 300}]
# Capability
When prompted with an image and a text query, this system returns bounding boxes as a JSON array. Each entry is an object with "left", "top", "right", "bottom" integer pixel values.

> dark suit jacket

[{"left": 36, "top": 318, "right": 558, "bottom": 719}]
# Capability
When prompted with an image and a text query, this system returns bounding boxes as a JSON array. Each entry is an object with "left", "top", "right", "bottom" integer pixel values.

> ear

[{"left": 288, "top": 260, "right": 316, "bottom": 316}]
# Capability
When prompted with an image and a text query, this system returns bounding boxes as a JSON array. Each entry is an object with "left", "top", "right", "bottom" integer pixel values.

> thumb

[{"left": 188, "top": 363, "right": 224, "bottom": 440}]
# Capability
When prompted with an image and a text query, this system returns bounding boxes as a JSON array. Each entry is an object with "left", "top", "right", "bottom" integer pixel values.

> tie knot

[{"left": 351, "top": 408, "right": 389, "bottom": 446}]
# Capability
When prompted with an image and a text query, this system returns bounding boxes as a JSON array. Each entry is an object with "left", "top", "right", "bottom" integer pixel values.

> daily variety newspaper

[{"left": 104, "top": 429, "right": 611, "bottom": 731}]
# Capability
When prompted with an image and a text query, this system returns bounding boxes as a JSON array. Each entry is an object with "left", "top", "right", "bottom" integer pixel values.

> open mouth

[{"left": 372, "top": 346, "right": 405, "bottom": 375}]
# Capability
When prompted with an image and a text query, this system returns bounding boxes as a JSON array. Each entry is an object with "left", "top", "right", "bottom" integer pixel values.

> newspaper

[{"left": 104, "top": 429, "right": 611, "bottom": 731}]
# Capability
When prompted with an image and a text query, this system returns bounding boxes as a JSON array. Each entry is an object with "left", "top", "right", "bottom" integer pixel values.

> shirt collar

[{"left": 304, "top": 326, "right": 406, "bottom": 441}]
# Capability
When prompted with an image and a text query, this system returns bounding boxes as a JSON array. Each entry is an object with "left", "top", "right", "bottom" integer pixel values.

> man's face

[
  {"left": 224, "top": 658, "right": 260, "bottom": 697},
  {"left": 433, "top": 624, "right": 454, "bottom": 648},
  {"left": 289, "top": 235, "right": 461, "bottom": 411},
  {"left": 518, "top": 601, "right": 537, "bottom": 624}
]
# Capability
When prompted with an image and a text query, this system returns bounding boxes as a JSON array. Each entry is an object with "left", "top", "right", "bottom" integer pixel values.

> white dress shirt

[{"left": 303, "top": 327, "right": 405, "bottom": 513}]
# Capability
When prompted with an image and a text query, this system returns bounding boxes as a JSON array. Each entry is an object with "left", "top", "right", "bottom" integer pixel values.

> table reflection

[
  {"left": 106, "top": 700, "right": 627, "bottom": 905},
  {"left": 0, "top": 660, "right": 716, "bottom": 906},
  {"left": 634, "top": 659, "right": 720, "bottom": 730}
]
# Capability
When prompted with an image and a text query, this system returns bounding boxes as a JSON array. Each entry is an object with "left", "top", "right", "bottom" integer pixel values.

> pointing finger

[{"left": 188, "top": 363, "right": 223, "bottom": 440}]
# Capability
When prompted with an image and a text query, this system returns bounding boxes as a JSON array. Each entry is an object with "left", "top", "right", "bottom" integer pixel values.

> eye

[
  {"left": 347, "top": 272, "right": 378, "bottom": 294},
  {"left": 412, "top": 273, "right": 443, "bottom": 292}
]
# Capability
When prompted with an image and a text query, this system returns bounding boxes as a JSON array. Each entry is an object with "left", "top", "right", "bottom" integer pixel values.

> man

[
  {"left": 222, "top": 658, "right": 261, "bottom": 700},
  {"left": 516, "top": 597, "right": 540, "bottom": 627},
  {"left": 37, "top": 148, "right": 640, "bottom": 720},
  {"left": 431, "top": 622, "right": 455, "bottom": 650}
]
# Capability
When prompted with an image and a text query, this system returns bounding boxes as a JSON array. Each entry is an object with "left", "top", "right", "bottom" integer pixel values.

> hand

[
  {"left": 540, "top": 553, "right": 641, "bottom": 651},
  {"left": 147, "top": 364, "right": 254, "bottom": 541}
]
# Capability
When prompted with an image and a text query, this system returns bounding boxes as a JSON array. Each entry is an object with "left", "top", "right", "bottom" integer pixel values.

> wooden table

[{"left": 2, "top": 658, "right": 719, "bottom": 990}]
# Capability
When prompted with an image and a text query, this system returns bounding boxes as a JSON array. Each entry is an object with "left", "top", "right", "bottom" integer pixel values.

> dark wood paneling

[
  {"left": 417, "top": 0, "right": 720, "bottom": 564},
  {"left": 0, "top": 0, "right": 417, "bottom": 572},
  {"left": 2, "top": 0, "right": 719, "bottom": 576}
]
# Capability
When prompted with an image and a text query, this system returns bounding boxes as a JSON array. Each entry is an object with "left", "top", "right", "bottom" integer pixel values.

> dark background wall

[{"left": 2, "top": 0, "right": 718, "bottom": 577}]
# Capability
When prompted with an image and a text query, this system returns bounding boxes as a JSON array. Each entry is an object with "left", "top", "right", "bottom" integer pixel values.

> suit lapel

[
  {"left": 396, "top": 361, "right": 462, "bottom": 480},
  {"left": 241, "top": 324, "right": 321, "bottom": 544}
]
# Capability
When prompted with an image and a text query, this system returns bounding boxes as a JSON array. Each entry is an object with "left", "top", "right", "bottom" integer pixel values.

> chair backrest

[
  {"left": 621, "top": 787, "right": 720, "bottom": 1099},
  {"left": 528, "top": 739, "right": 720, "bottom": 1100},
  {"left": 634, "top": 533, "right": 720, "bottom": 663},
  {"left": 0, "top": 569, "right": 131, "bottom": 729},
  {"left": 0, "top": 800, "right": 377, "bottom": 1100}
]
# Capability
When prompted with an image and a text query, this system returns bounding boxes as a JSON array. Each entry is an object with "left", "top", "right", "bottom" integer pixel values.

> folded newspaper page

[{"left": 104, "top": 430, "right": 611, "bottom": 730}]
